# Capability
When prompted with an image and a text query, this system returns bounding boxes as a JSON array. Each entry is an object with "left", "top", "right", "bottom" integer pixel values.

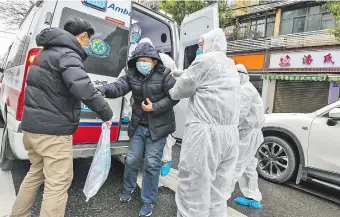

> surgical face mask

[
  {"left": 136, "top": 61, "right": 152, "bottom": 76},
  {"left": 196, "top": 48, "right": 203, "bottom": 56},
  {"left": 82, "top": 46, "right": 92, "bottom": 55},
  {"left": 131, "top": 33, "right": 139, "bottom": 43}
]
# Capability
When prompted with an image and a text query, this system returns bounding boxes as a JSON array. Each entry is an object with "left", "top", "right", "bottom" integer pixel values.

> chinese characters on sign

[
  {"left": 274, "top": 52, "right": 337, "bottom": 68},
  {"left": 323, "top": 53, "right": 335, "bottom": 64},
  {"left": 302, "top": 54, "right": 313, "bottom": 65},
  {"left": 279, "top": 55, "right": 291, "bottom": 66}
]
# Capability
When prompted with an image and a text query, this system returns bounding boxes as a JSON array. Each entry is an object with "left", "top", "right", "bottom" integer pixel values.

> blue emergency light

[{"left": 82, "top": 0, "right": 108, "bottom": 11}]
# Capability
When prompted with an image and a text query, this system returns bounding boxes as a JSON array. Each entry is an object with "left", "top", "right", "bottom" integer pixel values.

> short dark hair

[{"left": 64, "top": 18, "right": 95, "bottom": 37}]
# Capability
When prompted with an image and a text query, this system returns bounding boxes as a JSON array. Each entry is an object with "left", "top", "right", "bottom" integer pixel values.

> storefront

[
  {"left": 230, "top": 53, "right": 265, "bottom": 95},
  {"left": 265, "top": 49, "right": 340, "bottom": 113}
]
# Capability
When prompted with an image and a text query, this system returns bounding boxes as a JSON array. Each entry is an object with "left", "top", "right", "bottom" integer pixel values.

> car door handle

[{"left": 302, "top": 126, "right": 308, "bottom": 130}]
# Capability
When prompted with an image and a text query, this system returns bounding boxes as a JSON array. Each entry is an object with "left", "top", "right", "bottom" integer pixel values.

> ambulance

[{"left": 0, "top": 0, "right": 219, "bottom": 170}]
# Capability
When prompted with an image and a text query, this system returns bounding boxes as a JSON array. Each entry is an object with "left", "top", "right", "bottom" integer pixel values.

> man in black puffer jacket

[
  {"left": 11, "top": 19, "right": 113, "bottom": 217},
  {"left": 97, "top": 42, "right": 178, "bottom": 217}
]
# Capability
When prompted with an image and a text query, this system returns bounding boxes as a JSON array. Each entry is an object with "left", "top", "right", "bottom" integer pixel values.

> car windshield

[{"left": 315, "top": 99, "right": 340, "bottom": 115}]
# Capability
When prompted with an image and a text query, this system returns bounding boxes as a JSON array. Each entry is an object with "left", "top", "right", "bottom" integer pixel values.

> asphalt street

[{"left": 1, "top": 131, "right": 340, "bottom": 217}]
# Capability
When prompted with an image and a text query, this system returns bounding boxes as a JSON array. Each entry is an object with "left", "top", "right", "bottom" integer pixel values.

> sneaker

[
  {"left": 160, "top": 160, "right": 172, "bottom": 177},
  {"left": 119, "top": 189, "right": 134, "bottom": 203},
  {"left": 234, "top": 196, "right": 262, "bottom": 209},
  {"left": 139, "top": 203, "right": 153, "bottom": 216}
]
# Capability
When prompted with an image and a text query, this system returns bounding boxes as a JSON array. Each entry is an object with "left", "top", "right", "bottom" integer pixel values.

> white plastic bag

[
  {"left": 162, "top": 135, "right": 176, "bottom": 162},
  {"left": 83, "top": 123, "right": 111, "bottom": 202}
]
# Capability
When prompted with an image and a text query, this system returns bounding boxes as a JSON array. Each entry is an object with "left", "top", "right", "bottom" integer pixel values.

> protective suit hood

[
  {"left": 130, "top": 23, "right": 141, "bottom": 43},
  {"left": 236, "top": 64, "right": 250, "bottom": 85},
  {"left": 139, "top": 37, "right": 178, "bottom": 71},
  {"left": 201, "top": 28, "right": 227, "bottom": 53},
  {"left": 139, "top": 38, "right": 154, "bottom": 47}
]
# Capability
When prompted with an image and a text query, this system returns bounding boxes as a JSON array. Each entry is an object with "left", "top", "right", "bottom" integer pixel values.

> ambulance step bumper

[{"left": 72, "top": 141, "right": 129, "bottom": 159}]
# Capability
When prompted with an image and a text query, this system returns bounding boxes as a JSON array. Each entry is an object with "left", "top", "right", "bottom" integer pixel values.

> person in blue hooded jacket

[{"left": 97, "top": 42, "right": 178, "bottom": 217}]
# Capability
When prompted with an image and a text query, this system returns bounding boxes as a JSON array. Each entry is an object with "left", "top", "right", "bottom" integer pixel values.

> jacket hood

[
  {"left": 36, "top": 27, "right": 86, "bottom": 60},
  {"left": 127, "top": 42, "right": 163, "bottom": 69},
  {"left": 236, "top": 64, "right": 250, "bottom": 85},
  {"left": 201, "top": 28, "right": 228, "bottom": 53}
]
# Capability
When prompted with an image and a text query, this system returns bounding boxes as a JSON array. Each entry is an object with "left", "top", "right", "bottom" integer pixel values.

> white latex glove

[{"left": 171, "top": 69, "right": 184, "bottom": 79}]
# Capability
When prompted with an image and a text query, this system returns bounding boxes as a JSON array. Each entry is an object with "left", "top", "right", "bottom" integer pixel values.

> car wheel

[
  {"left": 256, "top": 136, "right": 297, "bottom": 183},
  {"left": 0, "top": 124, "right": 14, "bottom": 171}
]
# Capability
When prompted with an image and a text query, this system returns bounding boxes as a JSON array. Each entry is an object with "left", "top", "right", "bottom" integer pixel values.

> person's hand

[
  {"left": 171, "top": 70, "right": 183, "bottom": 79},
  {"left": 141, "top": 98, "right": 153, "bottom": 112},
  {"left": 105, "top": 120, "right": 112, "bottom": 126},
  {"left": 96, "top": 86, "right": 105, "bottom": 96}
]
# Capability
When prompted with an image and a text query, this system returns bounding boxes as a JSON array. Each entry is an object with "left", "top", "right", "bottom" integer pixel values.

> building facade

[{"left": 227, "top": 0, "right": 339, "bottom": 114}]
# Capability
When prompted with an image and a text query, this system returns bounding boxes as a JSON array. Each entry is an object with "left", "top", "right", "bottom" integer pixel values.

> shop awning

[
  {"left": 327, "top": 74, "right": 340, "bottom": 82},
  {"left": 261, "top": 74, "right": 327, "bottom": 81}
]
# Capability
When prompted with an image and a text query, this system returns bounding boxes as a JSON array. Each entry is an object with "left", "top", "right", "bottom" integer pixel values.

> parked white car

[{"left": 257, "top": 100, "right": 340, "bottom": 190}]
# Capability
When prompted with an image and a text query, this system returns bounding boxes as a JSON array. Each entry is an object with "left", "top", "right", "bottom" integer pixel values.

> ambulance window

[
  {"left": 184, "top": 44, "right": 198, "bottom": 69},
  {"left": 59, "top": 8, "right": 129, "bottom": 78},
  {"left": 131, "top": 9, "right": 173, "bottom": 57},
  {"left": 5, "top": 6, "right": 37, "bottom": 69}
]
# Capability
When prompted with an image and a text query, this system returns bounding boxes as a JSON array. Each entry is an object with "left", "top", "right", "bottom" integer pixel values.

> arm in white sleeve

[{"left": 169, "top": 56, "right": 212, "bottom": 100}]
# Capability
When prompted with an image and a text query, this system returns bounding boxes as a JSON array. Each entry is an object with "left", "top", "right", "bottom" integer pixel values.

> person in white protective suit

[
  {"left": 228, "top": 64, "right": 265, "bottom": 209},
  {"left": 128, "top": 22, "right": 142, "bottom": 58},
  {"left": 135, "top": 37, "right": 177, "bottom": 177},
  {"left": 169, "top": 28, "right": 240, "bottom": 217},
  {"left": 120, "top": 22, "right": 142, "bottom": 124}
]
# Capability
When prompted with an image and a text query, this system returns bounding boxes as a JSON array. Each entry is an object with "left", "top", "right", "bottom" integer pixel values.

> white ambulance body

[{"left": 0, "top": 0, "right": 218, "bottom": 169}]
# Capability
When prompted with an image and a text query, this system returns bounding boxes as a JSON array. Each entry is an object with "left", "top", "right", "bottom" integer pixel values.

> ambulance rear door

[
  {"left": 51, "top": 0, "right": 132, "bottom": 144},
  {"left": 173, "top": 4, "right": 219, "bottom": 140}
]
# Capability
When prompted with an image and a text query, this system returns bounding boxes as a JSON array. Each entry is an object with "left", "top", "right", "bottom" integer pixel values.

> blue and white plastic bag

[{"left": 83, "top": 123, "right": 111, "bottom": 202}]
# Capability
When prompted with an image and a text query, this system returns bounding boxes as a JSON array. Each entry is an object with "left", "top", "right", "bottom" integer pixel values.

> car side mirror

[{"left": 327, "top": 108, "right": 340, "bottom": 126}]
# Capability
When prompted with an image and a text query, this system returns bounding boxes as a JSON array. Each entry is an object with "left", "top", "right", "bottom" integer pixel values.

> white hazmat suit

[
  {"left": 128, "top": 22, "right": 142, "bottom": 58},
  {"left": 228, "top": 64, "right": 265, "bottom": 202},
  {"left": 120, "top": 23, "right": 142, "bottom": 122},
  {"left": 169, "top": 28, "right": 240, "bottom": 217}
]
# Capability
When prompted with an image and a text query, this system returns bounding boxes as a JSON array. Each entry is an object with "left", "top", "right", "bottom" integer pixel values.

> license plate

[{"left": 81, "top": 103, "right": 92, "bottom": 112}]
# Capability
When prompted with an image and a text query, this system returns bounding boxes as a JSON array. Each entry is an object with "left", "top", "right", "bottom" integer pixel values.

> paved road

[{"left": 1, "top": 134, "right": 340, "bottom": 217}]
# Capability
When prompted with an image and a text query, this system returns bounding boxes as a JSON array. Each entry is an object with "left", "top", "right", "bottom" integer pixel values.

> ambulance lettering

[{"left": 108, "top": 4, "right": 130, "bottom": 16}]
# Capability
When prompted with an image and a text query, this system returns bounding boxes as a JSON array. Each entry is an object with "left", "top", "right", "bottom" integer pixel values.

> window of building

[
  {"left": 236, "top": 15, "right": 275, "bottom": 40},
  {"left": 266, "top": 16, "right": 275, "bottom": 37},
  {"left": 280, "top": 4, "right": 335, "bottom": 35}
]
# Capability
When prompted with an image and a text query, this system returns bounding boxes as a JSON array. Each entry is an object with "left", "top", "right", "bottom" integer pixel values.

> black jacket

[
  {"left": 21, "top": 28, "right": 113, "bottom": 135},
  {"left": 98, "top": 43, "right": 178, "bottom": 140}
]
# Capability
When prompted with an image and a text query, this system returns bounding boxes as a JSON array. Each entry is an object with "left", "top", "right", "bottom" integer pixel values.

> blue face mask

[
  {"left": 131, "top": 33, "right": 139, "bottom": 43},
  {"left": 196, "top": 48, "right": 203, "bottom": 56},
  {"left": 136, "top": 61, "right": 153, "bottom": 76}
]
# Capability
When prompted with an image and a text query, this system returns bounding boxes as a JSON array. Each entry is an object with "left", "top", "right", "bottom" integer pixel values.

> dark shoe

[
  {"left": 119, "top": 189, "right": 134, "bottom": 203},
  {"left": 139, "top": 203, "right": 153, "bottom": 216}
]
